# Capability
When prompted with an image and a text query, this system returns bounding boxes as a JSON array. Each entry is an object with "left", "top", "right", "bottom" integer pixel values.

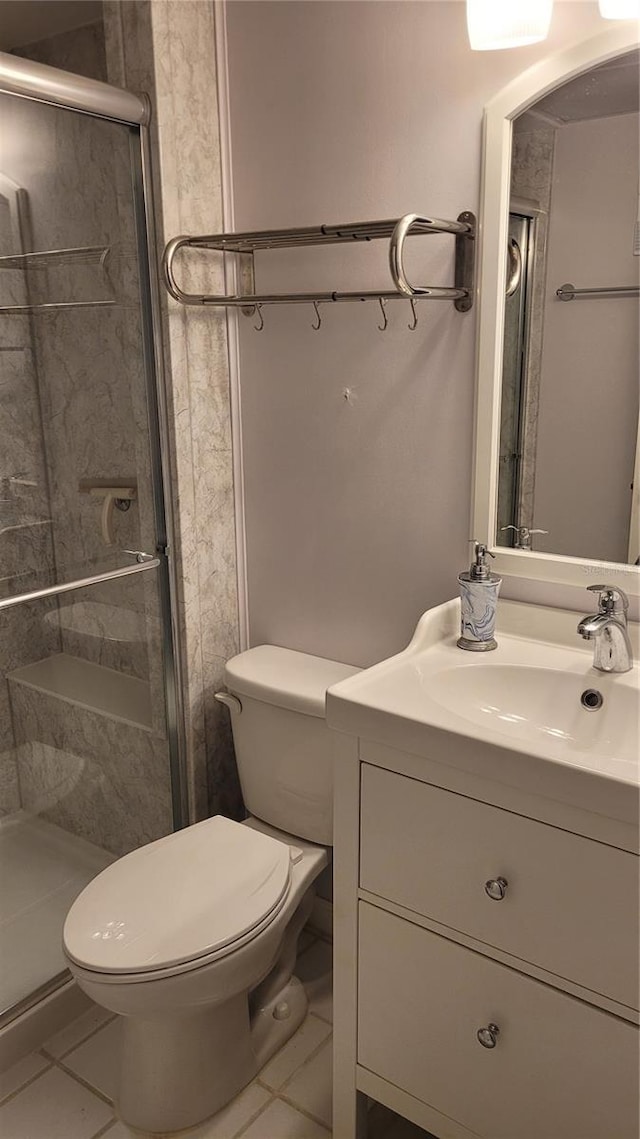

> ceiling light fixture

[
  {"left": 467, "top": 0, "right": 554, "bottom": 51},
  {"left": 598, "top": 0, "right": 640, "bottom": 18}
]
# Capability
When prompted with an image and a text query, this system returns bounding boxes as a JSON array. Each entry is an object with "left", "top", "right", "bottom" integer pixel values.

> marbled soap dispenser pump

[{"left": 457, "top": 541, "right": 501, "bottom": 651}]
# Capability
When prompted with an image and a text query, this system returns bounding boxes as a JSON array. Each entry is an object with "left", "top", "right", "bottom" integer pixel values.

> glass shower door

[{"left": 0, "top": 84, "right": 182, "bottom": 1023}]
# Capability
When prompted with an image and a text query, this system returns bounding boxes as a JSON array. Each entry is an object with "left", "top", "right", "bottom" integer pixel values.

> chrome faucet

[
  {"left": 500, "top": 524, "right": 548, "bottom": 551},
  {"left": 577, "top": 585, "right": 633, "bottom": 673}
]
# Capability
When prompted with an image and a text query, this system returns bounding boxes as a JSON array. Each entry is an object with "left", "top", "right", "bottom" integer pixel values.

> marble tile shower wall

[
  {"left": 9, "top": 682, "right": 173, "bottom": 856},
  {"left": 103, "top": 0, "right": 244, "bottom": 823},
  {"left": 4, "top": 5, "right": 244, "bottom": 848},
  {"left": 0, "top": 25, "right": 173, "bottom": 852},
  {"left": 0, "top": 185, "right": 59, "bottom": 817},
  {"left": 14, "top": 24, "right": 160, "bottom": 680},
  {"left": 12, "top": 20, "right": 109, "bottom": 83}
]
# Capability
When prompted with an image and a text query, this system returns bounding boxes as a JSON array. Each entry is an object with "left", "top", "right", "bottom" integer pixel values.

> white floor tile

[
  {"left": 62, "top": 1017, "right": 122, "bottom": 1101},
  {"left": 295, "top": 941, "right": 333, "bottom": 1023},
  {"left": 99, "top": 1081, "right": 270, "bottom": 1138},
  {"left": 240, "top": 1097, "right": 330, "bottom": 1138},
  {"left": 42, "top": 1005, "right": 114, "bottom": 1059},
  {"left": 281, "top": 1038, "right": 332, "bottom": 1129},
  {"left": 183, "top": 1081, "right": 272, "bottom": 1138},
  {"left": 0, "top": 1065, "right": 113, "bottom": 1138},
  {"left": 0, "top": 1052, "right": 50, "bottom": 1103},
  {"left": 260, "top": 1015, "right": 331, "bottom": 1091}
]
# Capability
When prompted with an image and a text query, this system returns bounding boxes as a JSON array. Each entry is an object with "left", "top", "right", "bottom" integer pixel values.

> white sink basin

[
  {"left": 327, "top": 599, "right": 639, "bottom": 827},
  {"left": 427, "top": 663, "right": 637, "bottom": 773}
]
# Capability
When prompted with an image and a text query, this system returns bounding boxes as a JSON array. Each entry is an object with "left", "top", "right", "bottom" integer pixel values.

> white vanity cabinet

[
  {"left": 332, "top": 744, "right": 640, "bottom": 1139},
  {"left": 360, "top": 764, "right": 638, "bottom": 1010}
]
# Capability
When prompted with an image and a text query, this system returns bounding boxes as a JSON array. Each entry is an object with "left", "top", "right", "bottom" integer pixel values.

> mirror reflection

[{"left": 497, "top": 50, "right": 639, "bottom": 565}]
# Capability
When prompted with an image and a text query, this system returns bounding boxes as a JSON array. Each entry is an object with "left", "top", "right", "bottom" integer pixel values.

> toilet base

[
  {"left": 69, "top": 835, "right": 327, "bottom": 1135},
  {"left": 116, "top": 975, "right": 309, "bottom": 1135},
  {"left": 114, "top": 888, "right": 316, "bottom": 1134},
  {"left": 118, "top": 989, "right": 257, "bottom": 1134},
  {"left": 251, "top": 974, "right": 308, "bottom": 1071}
]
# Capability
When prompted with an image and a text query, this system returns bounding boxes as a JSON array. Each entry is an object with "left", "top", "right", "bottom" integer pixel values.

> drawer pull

[
  {"left": 476, "top": 1023, "right": 500, "bottom": 1049},
  {"left": 484, "top": 876, "right": 508, "bottom": 901}
]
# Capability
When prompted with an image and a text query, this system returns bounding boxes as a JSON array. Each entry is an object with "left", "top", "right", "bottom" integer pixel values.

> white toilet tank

[{"left": 223, "top": 646, "right": 360, "bottom": 846}]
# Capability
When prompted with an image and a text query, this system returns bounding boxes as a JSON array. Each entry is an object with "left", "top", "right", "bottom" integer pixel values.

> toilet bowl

[
  {"left": 65, "top": 815, "right": 327, "bottom": 1132},
  {"left": 63, "top": 645, "right": 359, "bottom": 1134}
]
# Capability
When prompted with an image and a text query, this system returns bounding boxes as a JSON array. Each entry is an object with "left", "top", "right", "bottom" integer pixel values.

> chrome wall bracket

[{"left": 454, "top": 210, "right": 475, "bottom": 313}]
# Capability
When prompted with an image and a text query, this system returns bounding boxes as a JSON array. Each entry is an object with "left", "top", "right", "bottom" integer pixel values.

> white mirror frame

[{"left": 473, "top": 21, "right": 640, "bottom": 597}]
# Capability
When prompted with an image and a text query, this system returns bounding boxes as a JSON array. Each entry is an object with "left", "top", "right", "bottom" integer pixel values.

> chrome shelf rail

[
  {"left": 0, "top": 245, "right": 110, "bottom": 270},
  {"left": 556, "top": 282, "right": 640, "bottom": 302},
  {"left": 0, "top": 553, "right": 160, "bottom": 612},
  {"left": 163, "top": 211, "right": 476, "bottom": 315},
  {"left": 0, "top": 243, "right": 116, "bottom": 315},
  {"left": 0, "top": 299, "right": 116, "bottom": 315}
]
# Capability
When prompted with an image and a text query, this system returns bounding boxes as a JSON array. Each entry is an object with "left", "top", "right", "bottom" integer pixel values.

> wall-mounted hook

[
  {"left": 311, "top": 301, "right": 322, "bottom": 331},
  {"left": 253, "top": 303, "right": 264, "bottom": 332},
  {"left": 377, "top": 297, "right": 388, "bottom": 332},
  {"left": 408, "top": 298, "right": 418, "bottom": 331}
]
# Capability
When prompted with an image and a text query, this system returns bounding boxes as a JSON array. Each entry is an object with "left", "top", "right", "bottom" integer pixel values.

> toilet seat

[{"left": 63, "top": 816, "right": 293, "bottom": 978}]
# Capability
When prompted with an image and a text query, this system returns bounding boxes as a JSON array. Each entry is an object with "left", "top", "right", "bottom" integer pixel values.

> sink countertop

[{"left": 327, "top": 599, "right": 639, "bottom": 832}]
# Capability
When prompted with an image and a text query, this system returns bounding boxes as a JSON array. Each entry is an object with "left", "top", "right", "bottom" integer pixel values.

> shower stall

[{"left": 0, "top": 54, "right": 185, "bottom": 1032}]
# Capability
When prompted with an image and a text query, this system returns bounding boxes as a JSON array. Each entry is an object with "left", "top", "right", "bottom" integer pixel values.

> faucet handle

[{"left": 586, "top": 584, "right": 629, "bottom": 619}]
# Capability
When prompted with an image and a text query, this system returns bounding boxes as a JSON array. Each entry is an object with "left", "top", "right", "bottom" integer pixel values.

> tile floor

[{"left": 0, "top": 932, "right": 431, "bottom": 1139}]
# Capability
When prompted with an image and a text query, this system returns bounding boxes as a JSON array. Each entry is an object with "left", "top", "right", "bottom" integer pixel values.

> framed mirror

[{"left": 473, "top": 22, "right": 640, "bottom": 597}]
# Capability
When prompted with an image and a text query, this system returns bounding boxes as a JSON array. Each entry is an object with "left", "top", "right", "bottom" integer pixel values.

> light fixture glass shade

[
  {"left": 467, "top": 0, "right": 553, "bottom": 51},
  {"left": 598, "top": 0, "right": 640, "bottom": 18}
]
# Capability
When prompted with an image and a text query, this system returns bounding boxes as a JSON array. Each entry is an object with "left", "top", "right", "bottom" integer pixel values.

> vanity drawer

[
  {"left": 358, "top": 902, "right": 639, "bottom": 1139},
  {"left": 360, "top": 764, "right": 639, "bottom": 1008}
]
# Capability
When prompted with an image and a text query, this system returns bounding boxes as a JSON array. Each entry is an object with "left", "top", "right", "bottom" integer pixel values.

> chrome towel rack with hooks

[{"left": 161, "top": 211, "right": 476, "bottom": 330}]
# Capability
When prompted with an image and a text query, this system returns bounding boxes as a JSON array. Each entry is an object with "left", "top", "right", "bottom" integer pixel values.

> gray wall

[{"left": 225, "top": 1, "right": 604, "bottom": 668}]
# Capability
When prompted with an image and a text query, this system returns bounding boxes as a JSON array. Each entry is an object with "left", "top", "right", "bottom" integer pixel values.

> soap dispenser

[{"left": 457, "top": 541, "right": 501, "bottom": 651}]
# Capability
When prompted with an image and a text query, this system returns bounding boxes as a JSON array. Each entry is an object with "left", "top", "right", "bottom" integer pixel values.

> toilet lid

[{"left": 63, "top": 816, "right": 292, "bottom": 974}]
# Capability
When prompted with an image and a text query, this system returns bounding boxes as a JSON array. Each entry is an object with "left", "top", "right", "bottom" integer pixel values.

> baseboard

[{"left": 308, "top": 895, "right": 333, "bottom": 940}]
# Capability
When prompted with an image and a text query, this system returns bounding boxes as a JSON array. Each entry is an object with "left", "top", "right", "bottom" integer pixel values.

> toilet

[{"left": 63, "top": 646, "right": 359, "bottom": 1134}]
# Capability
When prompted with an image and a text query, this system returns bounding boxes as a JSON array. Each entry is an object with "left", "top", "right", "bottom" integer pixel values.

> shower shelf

[
  {"left": 162, "top": 211, "right": 476, "bottom": 315},
  {"left": 0, "top": 244, "right": 116, "bottom": 315},
  {"left": 8, "top": 654, "right": 153, "bottom": 732}
]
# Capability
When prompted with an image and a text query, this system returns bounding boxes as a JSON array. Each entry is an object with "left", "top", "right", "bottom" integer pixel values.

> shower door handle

[
  {"left": 0, "top": 553, "right": 160, "bottom": 612},
  {"left": 505, "top": 238, "right": 522, "bottom": 298}
]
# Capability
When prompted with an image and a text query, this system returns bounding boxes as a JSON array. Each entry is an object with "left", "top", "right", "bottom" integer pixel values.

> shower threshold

[{"left": 0, "top": 811, "right": 113, "bottom": 1020}]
